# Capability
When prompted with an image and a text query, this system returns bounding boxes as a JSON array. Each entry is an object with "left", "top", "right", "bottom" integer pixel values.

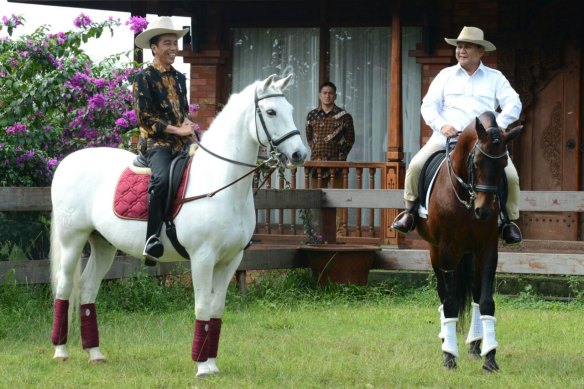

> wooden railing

[
  {"left": 2, "top": 187, "right": 584, "bottom": 285},
  {"left": 253, "top": 161, "right": 397, "bottom": 245}
]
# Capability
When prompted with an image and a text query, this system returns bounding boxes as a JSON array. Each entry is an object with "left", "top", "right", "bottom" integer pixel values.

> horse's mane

[{"left": 203, "top": 79, "right": 277, "bottom": 139}]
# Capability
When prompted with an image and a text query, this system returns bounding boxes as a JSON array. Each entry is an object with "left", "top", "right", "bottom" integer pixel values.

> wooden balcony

[{"left": 252, "top": 160, "right": 403, "bottom": 245}]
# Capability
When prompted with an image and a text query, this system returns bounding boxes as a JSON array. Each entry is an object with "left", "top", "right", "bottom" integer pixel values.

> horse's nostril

[{"left": 291, "top": 150, "right": 305, "bottom": 164}]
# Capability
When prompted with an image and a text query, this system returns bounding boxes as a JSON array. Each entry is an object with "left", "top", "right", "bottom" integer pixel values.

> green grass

[{"left": 1, "top": 270, "right": 583, "bottom": 388}]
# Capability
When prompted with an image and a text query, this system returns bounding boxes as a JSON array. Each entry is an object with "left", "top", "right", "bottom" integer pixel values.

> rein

[
  {"left": 174, "top": 154, "right": 280, "bottom": 205},
  {"left": 175, "top": 91, "right": 297, "bottom": 206},
  {"left": 446, "top": 127, "right": 508, "bottom": 209}
]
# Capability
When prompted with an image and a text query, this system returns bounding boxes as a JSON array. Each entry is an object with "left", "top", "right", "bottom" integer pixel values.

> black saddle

[{"left": 133, "top": 146, "right": 193, "bottom": 260}]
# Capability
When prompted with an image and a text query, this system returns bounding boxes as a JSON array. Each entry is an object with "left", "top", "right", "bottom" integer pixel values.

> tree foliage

[{"left": 0, "top": 13, "right": 138, "bottom": 186}]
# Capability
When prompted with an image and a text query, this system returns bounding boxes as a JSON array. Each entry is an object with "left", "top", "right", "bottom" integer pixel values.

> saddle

[
  {"left": 113, "top": 146, "right": 195, "bottom": 259},
  {"left": 416, "top": 149, "right": 508, "bottom": 219}
]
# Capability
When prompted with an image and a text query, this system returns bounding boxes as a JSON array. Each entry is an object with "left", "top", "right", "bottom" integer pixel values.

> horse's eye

[{"left": 266, "top": 109, "right": 276, "bottom": 116}]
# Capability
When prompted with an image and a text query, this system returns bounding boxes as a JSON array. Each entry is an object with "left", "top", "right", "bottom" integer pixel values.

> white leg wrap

[
  {"left": 480, "top": 315, "right": 498, "bottom": 356},
  {"left": 465, "top": 302, "right": 483, "bottom": 344},
  {"left": 441, "top": 318, "right": 459, "bottom": 357},
  {"left": 438, "top": 305, "right": 445, "bottom": 339}
]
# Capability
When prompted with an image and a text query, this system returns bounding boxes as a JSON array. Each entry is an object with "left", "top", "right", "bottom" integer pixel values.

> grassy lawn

[{"left": 1, "top": 270, "right": 583, "bottom": 388}]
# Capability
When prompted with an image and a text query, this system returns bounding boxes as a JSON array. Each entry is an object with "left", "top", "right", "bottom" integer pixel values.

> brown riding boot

[
  {"left": 391, "top": 211, "right": 415, "bottom": 234},
  {"left": 500, "top": 221, "right": 522, "bottom": 245}
]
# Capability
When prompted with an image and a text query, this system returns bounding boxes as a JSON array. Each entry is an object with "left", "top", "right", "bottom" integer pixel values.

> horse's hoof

[
  {"left": 442, "top": 352, "right": 457, "bottom": 370},
  {"left": 196, "top": 361, "right": 213, "bottom": 378},
  {"left": 207, "top": 358, "right": 220, "bottom": 375},
  {"left": 87, "top": 347, "right": 107, "bottom": 364},
  {"left": 468, "top": 340, "right": 482, "bottom": 359},
  {"left": 483, "top": 359, "right": 500, "bottom": 373},
  {"left": 53, "top": 345, "right": 69, "bottom": 361}
]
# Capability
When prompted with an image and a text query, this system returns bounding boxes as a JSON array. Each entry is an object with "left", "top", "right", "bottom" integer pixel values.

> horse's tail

[
  {"left": 456, "top": 252, "right": 474, "bottom": 328},
  {"left": 50, "top": 211, "right": 80, "bottom": 317}
]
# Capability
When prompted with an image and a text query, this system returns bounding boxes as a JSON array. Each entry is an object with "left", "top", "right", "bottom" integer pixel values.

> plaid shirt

[
  {"left": 133, "top": 62, "right": 190, "bottom": 155},
  {"left": 305, "top": 105, "right": 355, "bottom": 161}
]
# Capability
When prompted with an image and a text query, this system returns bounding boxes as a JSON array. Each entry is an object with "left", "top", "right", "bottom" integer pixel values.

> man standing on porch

[
  {"left": 305, "top": 81, "right": 355, "bottom": 235},
  {"left": 391, "top": 26, "right": 523, "bottom": 245}
]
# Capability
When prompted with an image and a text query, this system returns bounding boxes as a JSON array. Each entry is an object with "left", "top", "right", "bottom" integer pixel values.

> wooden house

[{"left": 9, "top": 0, "right": 584, "bottom": 243}]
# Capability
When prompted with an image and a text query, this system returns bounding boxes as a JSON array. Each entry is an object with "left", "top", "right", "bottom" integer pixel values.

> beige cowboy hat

[
  {"left": 134, "top": 16, "right": 189, "bottom": 49},
  {"left": 444, "top": 26, "right": 496, "bottom": 52}
]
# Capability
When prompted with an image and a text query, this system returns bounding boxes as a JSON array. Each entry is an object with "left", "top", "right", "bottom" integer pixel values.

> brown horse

[{"left": 416, "top": 111, "right": 522, "bottom": 372}]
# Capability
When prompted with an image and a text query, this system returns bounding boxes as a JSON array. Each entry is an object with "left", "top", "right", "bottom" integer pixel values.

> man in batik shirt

[
  {"left": 305, "top": 81, "right": 355, "bottom": 235},
  {"left": 133, "top": 17, "right": 196, "bottom": 261}
]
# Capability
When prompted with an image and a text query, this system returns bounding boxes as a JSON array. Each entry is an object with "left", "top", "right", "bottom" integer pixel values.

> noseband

[
  {"left": 255, "top": 92, "right": 301, "bottom": 153},
  {"left": 447, "top": 127, "right": 508, "bottom": 209}
]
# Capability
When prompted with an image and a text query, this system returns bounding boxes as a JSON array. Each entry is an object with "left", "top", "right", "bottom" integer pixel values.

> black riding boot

[{"left": 143, "top": 191, "right": 164, "bottom": 265}]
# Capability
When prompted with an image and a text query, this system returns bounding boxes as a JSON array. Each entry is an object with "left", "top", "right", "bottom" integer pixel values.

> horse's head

[
  {"left": 253, "top": 74, "right": 308, "bottom": 167},
  {"left": 463, "top": 112, "right": 522, "bottom": 221}
]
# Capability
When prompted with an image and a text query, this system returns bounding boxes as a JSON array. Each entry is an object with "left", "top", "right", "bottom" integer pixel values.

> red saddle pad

[{"left": 113, "top": 161, "right": 192, "bottom": 221}]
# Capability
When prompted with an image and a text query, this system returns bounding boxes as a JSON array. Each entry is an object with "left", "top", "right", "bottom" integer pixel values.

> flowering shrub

[{"left": 0, "top": 13, "right": 139, "bottom": 186}]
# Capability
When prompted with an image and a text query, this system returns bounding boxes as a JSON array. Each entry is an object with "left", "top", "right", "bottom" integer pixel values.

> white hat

[
  {"left": 444, "top": 26, "right": 496, "bottom": 52},
  {"left": 134, "top": 16, "right": 189, "bottom": 49}
]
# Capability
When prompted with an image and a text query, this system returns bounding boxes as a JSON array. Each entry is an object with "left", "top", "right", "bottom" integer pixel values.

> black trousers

[{"left": 144, "top": 147, "right": 173, "bottom": 240}]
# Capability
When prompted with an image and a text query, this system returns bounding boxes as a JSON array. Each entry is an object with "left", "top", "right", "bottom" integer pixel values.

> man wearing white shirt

[{"left": 391, "top": 26, "right": 523, "bottom": 244}]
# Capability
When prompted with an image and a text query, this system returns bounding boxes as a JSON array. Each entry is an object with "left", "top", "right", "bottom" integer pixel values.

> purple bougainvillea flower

[
  {"left": 88, "top": 93, "right": 106, "bottom": 109},
  {"left": 115, "top": 118, "right": 129, "bottom": 128},
  {"left": 6, "top": 123, "right": 27, "bottom": 134},
  {"left": 189, "top": 103, "right": 200, "bottom": 113},
  {"left": 73, "top": 13, "right": 92, "bottom": 28},
  {"left": 125, "top": 16, "right": 148, "bottom": 34}
]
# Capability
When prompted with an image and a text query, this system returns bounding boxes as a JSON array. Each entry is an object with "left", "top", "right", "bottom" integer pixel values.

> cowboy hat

[
  {"left": 444, "top": 26, "right": 496, "bottom": 52},
  {"left": 134, "top": 16, "right": 189, "bottom": 49}
]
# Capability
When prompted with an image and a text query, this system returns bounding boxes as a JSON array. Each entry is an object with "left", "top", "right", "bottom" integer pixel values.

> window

[{"left": 232, "top": 26, "right": 422, "bottom": 164}]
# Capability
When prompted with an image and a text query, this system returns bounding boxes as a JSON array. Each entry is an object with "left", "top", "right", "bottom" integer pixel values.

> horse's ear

[
  {"left": 272, "top": 74, "right": 293, "bottom": 91},
  {"left": 504, "top": 125, "right": 523, "bottom": 143},
  {"left": 475, "top": 117, "right": 487, "bottom": 140},
  {"left": 259, "top": 74, "right": 278, "bottom": 93}
]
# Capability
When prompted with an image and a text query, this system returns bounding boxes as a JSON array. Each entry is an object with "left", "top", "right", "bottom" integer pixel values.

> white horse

[{"left": 49, "top": 74, "right": 307, "bottom": 378}]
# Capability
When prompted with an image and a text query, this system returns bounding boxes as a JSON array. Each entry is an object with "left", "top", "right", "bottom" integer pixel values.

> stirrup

[{"left": 143, "top": 235, "right": 164, "bottom": 262}]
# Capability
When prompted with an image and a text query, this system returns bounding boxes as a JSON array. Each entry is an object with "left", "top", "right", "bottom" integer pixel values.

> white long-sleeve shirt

[{"left": 421, "top": 61, "right": 522, "bottom": 146}]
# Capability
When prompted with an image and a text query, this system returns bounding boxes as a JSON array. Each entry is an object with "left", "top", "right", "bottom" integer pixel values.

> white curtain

[
  {"left": 232, "top": 28, "right": 320, "bottom": 150},
  {"left": 402, "top": 26, "right": 423, "bottom": 164},
  {"left": 329, "top": 26, "right": 422, "bottom": 164},
  {"left": 329, "top": 27, "right": 391, "bottom": 163}
]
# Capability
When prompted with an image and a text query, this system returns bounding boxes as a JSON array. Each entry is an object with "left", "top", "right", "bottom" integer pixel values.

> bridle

[
  {"left": 176, "top": 89, "right": 300, "bottom": 205},
  {"left": 254, "top": 91, "right": 301, "bottom": 152},
  {"left": 446, "top": 127, "right": 508, "bottom": 209}
]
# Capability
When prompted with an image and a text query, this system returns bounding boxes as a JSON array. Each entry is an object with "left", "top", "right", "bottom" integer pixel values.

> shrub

[{"left": 0, "top": 13, "right": 139, "bottom": 186}]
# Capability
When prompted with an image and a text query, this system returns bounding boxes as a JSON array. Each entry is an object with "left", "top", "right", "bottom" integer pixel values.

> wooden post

[
  {"left": 386, "top": 10, "right": 404, "bottom": 162},
  {"left": 384, "top": 8, "right": 407, "bottom": 245},
  {"left": 235, "top": 270, "right": 248, "bottom": 295},
  {"left": 321, "top": 208, "right": 337, "bottom": 244}
]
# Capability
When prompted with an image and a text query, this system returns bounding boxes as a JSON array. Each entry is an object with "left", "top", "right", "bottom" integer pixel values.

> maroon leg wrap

[
  {"left": 51, "top": 299, "right": 69, "bottom": 346},
  {"left": 208, "top": 318, "right": 222, "bottom": 358},
  {"left": 80, "top": 303, "right": 99, "bottom": 349},
  {"left": 192, "top": 319, "right": 210, "bottom": 362}
]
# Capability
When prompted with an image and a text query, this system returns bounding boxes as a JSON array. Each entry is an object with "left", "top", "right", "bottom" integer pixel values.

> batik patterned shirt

[
  {"left": 305, "top": 105, "right": 355, "bottom": 161},
  {"left": 133, "top": 62, "right": 190, "bottom": 154}
]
